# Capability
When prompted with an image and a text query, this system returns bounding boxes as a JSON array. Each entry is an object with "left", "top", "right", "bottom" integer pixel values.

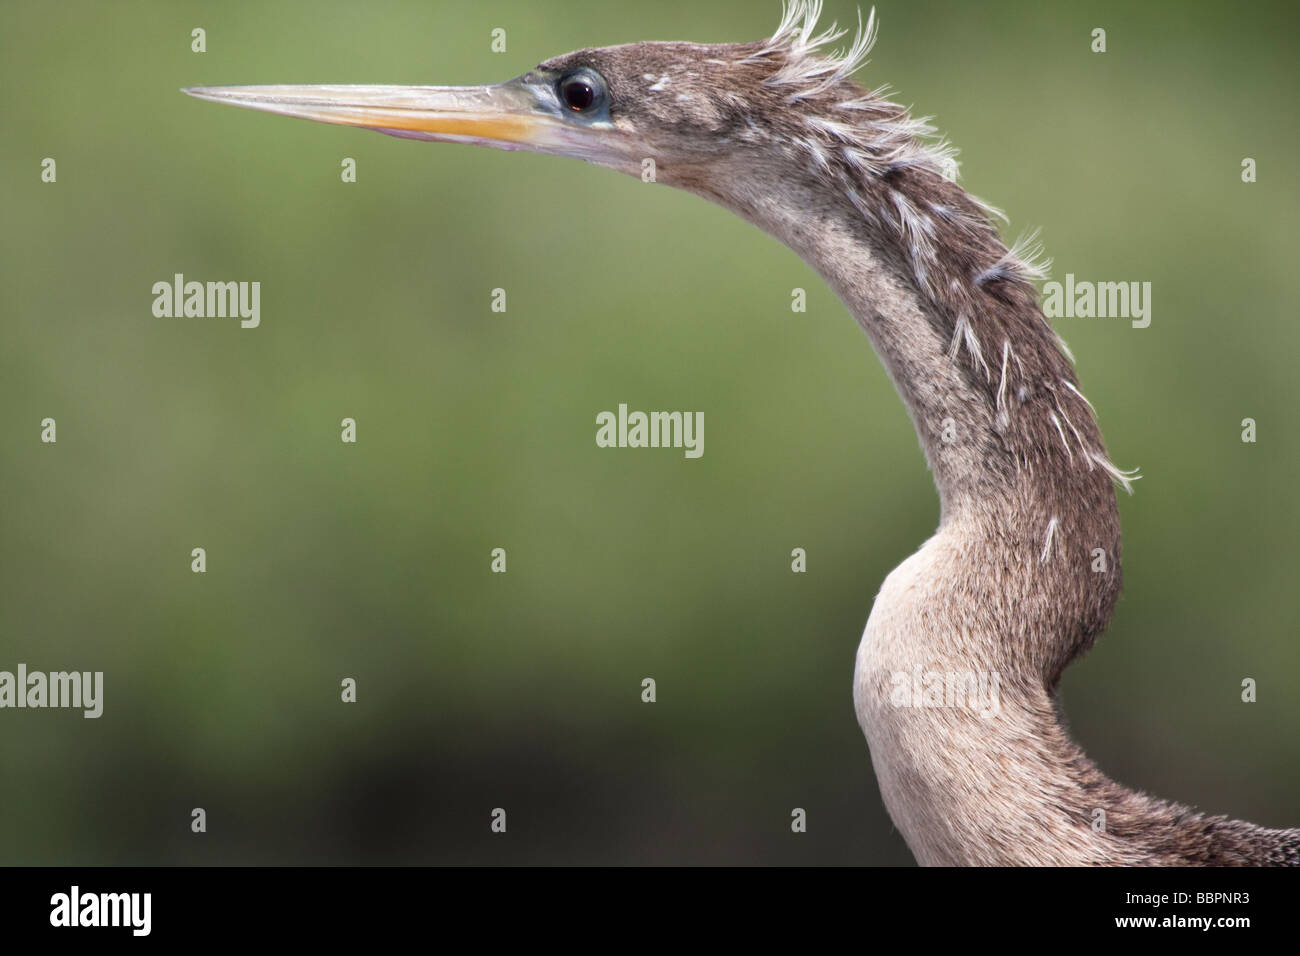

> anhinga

[{"left": 186, "top": 1, "right": 1298, "bottom": 865}]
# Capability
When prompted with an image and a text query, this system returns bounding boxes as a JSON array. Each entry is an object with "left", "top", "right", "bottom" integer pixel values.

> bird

[{"left": 185, "top": 0, "right": 1297, "bottom": 865}]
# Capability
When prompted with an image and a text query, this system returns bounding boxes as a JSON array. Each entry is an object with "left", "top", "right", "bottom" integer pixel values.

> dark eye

[{"left": 558, "top": 69, "right": 605, "bottom": 112}]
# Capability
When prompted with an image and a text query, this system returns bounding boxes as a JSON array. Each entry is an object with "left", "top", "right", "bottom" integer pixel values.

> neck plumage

[
  {"left": 688, "top": 160, "right": 1297, "bottom": 865},
  {"left": 700, "top": 160, "right": 1125, "bottom": 675}
]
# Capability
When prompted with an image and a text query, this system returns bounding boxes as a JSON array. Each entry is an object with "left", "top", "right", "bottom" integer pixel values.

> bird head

[
  {"left": 182, "top": 4, "right": 945, "bottom": 202},
  {"left": 184, "top": 40, "right": 798, "bottom": 184}
]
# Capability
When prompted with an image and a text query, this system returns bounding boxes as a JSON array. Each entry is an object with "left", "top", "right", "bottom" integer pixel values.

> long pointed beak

[{"left": 183, "top": 80, "right": 575, "bottom": 153}]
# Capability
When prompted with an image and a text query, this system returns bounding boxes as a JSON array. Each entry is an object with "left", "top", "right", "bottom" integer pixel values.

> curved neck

[
  {"left": 696, "top": 165, "right": 1296, "bottom": 865},
  {"left": 768, "top": 179, "right": 1124, "bottom": 675},
  {"left": 698, "top": 165, "right": 1124, "bottom": 567},
  {"left": 690, "top": 165, "right": 1164, "bottom": 863},
  {"left": 766, "top": 193, "right": 1015, "bottom": 522}
]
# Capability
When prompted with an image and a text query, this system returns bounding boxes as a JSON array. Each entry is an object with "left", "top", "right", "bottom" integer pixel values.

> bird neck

[
  {"left": 690, "top": 166, "right": 1153, "bottom": 862},
  {"left": 702, "top": 167, "right": 1122, "bottom": 546},
  {"left": 746, "top": 174, "right": 1125, "bottom": 670},
  {"left": 769, "top": 195, "right": 1012, "bottom": 521}
]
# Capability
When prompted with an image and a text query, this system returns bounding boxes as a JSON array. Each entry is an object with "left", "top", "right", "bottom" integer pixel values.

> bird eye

[{"left": 558, "top": 69, "right": 605, "bottom": 113}]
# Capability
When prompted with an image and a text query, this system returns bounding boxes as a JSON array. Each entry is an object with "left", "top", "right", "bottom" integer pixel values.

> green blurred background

[{"left": 2, "top": 0, "right": 1297, "bottom": 865}]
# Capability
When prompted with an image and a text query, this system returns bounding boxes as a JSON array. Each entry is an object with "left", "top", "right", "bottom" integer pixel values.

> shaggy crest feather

[
  {"left": 749, "top": 0, "right": 1138, "bottom": 494},
  {"left": 976, "top": 229, "right": 1053, "bottom": 286},
  {"left": 749, "top": 3, "right": 959, "bottom": 183}
]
